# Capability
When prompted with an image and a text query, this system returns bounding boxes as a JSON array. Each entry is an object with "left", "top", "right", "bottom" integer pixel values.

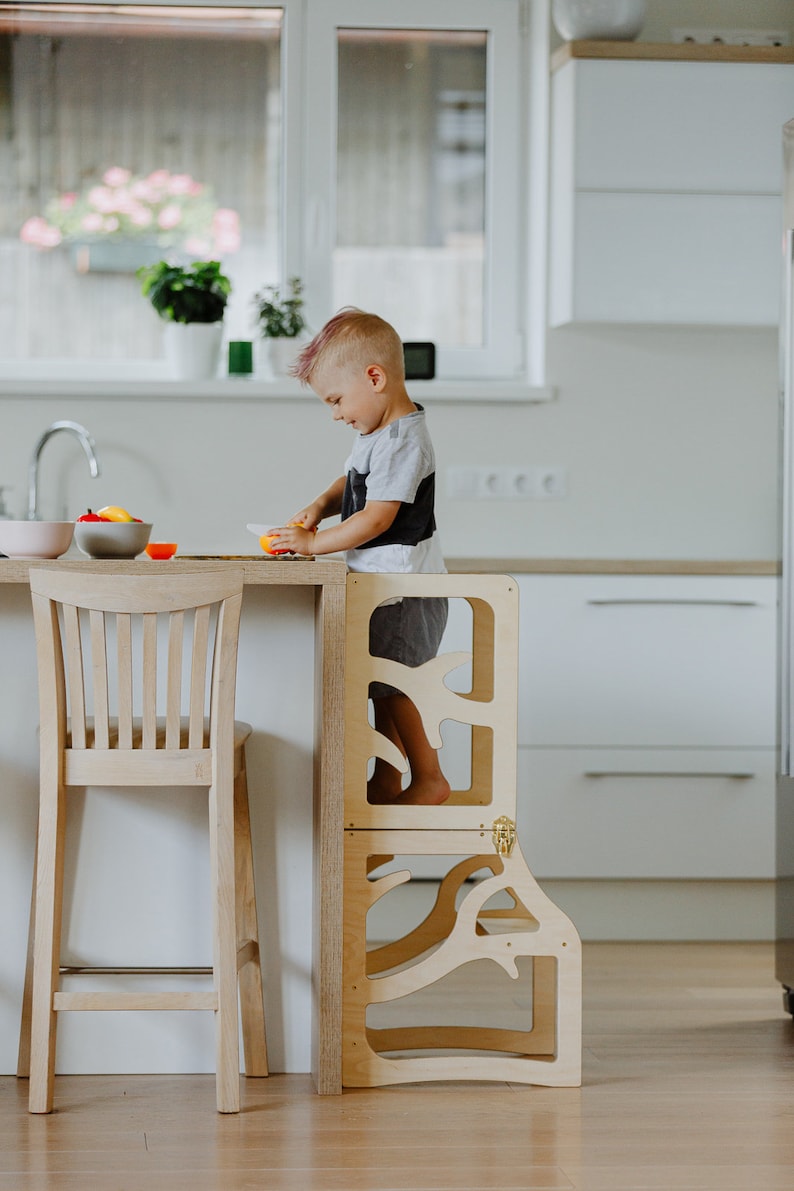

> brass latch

[{"left": 491, "top": 815, "right": 516, "bottom": 856}]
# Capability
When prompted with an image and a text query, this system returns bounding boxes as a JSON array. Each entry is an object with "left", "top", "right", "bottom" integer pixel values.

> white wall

[{"left": 0, "top": 322, "right": 780, "bottom": 563}]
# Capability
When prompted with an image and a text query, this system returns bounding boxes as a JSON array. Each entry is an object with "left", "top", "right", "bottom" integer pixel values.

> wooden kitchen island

[{"left": 0, "top": 556, "right": 346, "bottom": 1095}]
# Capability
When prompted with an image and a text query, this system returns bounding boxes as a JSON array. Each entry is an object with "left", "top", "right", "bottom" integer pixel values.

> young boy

[{"left": 268, "top": 307, "right": 450, "bottom": 806}]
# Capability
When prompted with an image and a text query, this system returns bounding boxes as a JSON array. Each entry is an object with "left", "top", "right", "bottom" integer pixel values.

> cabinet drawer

[
  {"left": 517, "top": 747, "right": 775, "bottom": 879},
  {"left": 516, "top": 575, "right": 776, "bottom": 748},
  {"left": 551, "top": 191, "right": 780, "bottom": 327},
  {"left": 559, "top": 60, "right": 794, "bottom": 193}
]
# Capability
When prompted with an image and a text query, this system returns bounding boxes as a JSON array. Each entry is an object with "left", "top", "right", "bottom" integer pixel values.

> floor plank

[{"left": 2, "top": 943, "right": 792, "bottom": 1190}]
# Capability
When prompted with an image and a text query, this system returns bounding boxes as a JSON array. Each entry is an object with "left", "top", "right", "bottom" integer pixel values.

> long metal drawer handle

[
  {"left": 584, "top": 770, "right": 755, "bottom": 779},
  {"left": 586, "top": 599, "right": 759, "bottom": 607}
]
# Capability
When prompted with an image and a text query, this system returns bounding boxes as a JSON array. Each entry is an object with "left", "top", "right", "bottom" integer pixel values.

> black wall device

[{"left": 402, "top": 341, "right": 436, "bottom": 381}]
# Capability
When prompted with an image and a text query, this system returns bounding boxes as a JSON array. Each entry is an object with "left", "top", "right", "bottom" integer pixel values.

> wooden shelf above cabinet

[{"left": 552, "top": 39, "right": 794, "bottom": 71}]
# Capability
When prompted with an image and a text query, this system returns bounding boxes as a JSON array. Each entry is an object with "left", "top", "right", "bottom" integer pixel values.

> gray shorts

[{"left": 368, "top": 596, "right": 449, "bottom": 699}]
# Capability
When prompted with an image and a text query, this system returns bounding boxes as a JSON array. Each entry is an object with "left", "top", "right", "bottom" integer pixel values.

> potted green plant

[
  {"left": 138, "top": 259, "right": 232, "bottom": 380},
  {"left": 251, "top": 276, "right": 307, "bottom": 376}
]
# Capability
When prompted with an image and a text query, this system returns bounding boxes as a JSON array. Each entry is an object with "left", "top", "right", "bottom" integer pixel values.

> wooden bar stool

[
  {"left": 342, "top": 572, "right": 582, "bottom": 1088},
  {"left": 17, "top": 567, "right": 267, "bottom": 1113}
]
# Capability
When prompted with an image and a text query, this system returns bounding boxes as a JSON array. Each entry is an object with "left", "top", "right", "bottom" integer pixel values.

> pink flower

[
  {"left": 213, "top": 207, "right": 239, "bottom": 230},
  {"left": 213, "top": 228, "right": 241, "bottom": 254},
  {"left": 129, "top": 206, "right": 153, "bottom": 228},
  {"left": 146, "top": 169, "right": 170, "bottom": 192},
  {"left": 87, "top": 186, "right": 118, "bottom": 214},
  {"left": 20, "top": 216, "right": 61, "bottom": 247},
  {"left": 102, "top": 166, "right": 132, "bottom": 188},
  {"left": 81, "top": 212, "right": 105, "bottom": 233},
  {"left": 157, "top": 204, "right": 183, "bottom": 230},
  {"left": 59, "top": 192, "right": 77, "bottom": 210},
  {"left": 130, "top": 180, "right": 158, "bottom": 203},
  {"left": 166, "top": 173, "right": 195, "bottom": 195}
]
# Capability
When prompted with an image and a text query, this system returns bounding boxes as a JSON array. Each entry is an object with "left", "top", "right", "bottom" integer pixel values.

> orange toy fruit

[
  {"left": 145, "top": 542, "right": 178, "bottom": 560},
  {"left": 259, "top": 533, "right": 289, "bottom": 556}
]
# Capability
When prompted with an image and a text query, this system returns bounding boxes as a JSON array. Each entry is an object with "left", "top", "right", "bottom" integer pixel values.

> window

[
  {"left": 2, "top": 0, "right": 545, "bottom": 386},
  {"left": 304, "top": 0, "right": 526, "bottom": 380}
]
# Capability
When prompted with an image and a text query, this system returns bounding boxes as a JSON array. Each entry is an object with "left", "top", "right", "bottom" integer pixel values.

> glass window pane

[
  {"left": 1, "top": 3, "right": 282, "bottom": 365},
  {"left": 334, "top": 29, "right": 487, "bottom": 348}
]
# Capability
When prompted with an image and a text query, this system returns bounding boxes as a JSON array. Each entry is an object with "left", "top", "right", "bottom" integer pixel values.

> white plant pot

[
  {"left": 258, "top": 336, "right": 305, "bottom": 379},
  {"left": 552, "top": 0, "right": 646, "bottom": 41},
  {"left": 163, "top": 321, "right": 224, "bottom": 381}
]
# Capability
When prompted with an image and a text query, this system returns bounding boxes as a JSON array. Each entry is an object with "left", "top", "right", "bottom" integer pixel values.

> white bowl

[
  {"left": 0, "top": 520, "right": 75, "bottom": 559},
  {"left": 74, "top": 520, "right": 153, "bottom": 560},
  {"left": 552, "top": 0, "right": 646, "bottom": 41}
]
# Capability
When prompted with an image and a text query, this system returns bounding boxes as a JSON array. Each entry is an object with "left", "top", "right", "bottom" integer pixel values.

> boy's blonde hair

[{"left": 291, "top": 307, "right": 405, "bottom": 385}]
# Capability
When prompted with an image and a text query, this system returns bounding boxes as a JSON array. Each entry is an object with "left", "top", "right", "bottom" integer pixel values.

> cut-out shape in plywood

[
  {"left": 344, "top": 573, "right": 520, "bottom": 829},
  {"left": 341, "top": 573, "right": 581, "bottom": 1089},
  {"left": 343, "top": 829, "right": 582, "bottom": 1087}
]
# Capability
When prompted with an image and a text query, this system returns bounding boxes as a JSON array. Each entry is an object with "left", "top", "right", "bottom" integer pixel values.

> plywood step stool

[{"left": 342, "top": 573, "right": 582, "bottom": 1087}]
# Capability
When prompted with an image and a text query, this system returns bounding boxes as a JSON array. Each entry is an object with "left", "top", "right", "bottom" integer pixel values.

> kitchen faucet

[{"left": 28, "top": 420, "right": 101, "bottom": 520}]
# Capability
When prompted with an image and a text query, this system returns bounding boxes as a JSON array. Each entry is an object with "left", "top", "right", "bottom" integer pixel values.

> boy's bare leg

[
  {"left": 368, "top": 697, "right": 406, "bottom": 803},
  {"left": 369, "top": 693, "right": 450, "bottom": 806}
]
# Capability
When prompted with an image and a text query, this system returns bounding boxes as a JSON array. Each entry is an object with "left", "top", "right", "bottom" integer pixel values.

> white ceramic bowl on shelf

[
  {"left": 0, "top": 520, "right": 75, "bottom": 559},
  {"left": 552, "top": 0, "right": 646, "bottom": 41},
  {"left": 73, "top": 520, "right": 153, "bottom": 559}
]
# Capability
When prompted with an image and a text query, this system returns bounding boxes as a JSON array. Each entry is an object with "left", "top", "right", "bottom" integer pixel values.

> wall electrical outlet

[
  {"left": 446, "top": 465, "right": 568, "bottom": 501},
  {"left": 672, "top": 27, "right": 789, "bottom": 46}
]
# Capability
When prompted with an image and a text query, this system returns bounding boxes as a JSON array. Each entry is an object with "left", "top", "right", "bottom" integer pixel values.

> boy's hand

[
  {"left": 267, "top": 523, "right": 316, "bottom": 556},
  {"left": 289, "top": 503, "right": 322, "bottom": 531}
]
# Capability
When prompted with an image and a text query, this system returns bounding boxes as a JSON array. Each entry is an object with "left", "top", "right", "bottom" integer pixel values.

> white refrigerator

[{"left": 776, "top": 117, "right": 794, "bottom": 1014}]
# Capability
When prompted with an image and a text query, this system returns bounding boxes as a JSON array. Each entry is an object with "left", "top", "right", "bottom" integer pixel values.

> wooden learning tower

[{"left": 342, "top": 572, "right": 582, "bottom": 1088}]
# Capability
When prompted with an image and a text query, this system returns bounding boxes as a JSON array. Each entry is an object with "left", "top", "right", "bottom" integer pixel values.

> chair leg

[
  {"left": 16, "top": 828, "right": 38, "bottom": 1079},
  {"left": 234, "top": 749, "right": 268, "bottom": 1078},
  {"left": 209, "top": 769, "right": 241, "bottom": 1113},
  {"left": 28, "top": 780, "right": 67, "bottom": 1114}
]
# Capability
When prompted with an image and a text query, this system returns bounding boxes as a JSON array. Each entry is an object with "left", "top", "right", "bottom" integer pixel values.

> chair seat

[
  {"left": 66, "top": 716, "right": 253, "bottom": 752},
  {"left": 62, "top": 718, "right": 253, "bottom": 787}
]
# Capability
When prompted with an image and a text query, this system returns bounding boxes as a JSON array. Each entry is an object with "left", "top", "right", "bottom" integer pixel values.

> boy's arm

[
  {"left": 271, "top": 499, "right": 400, "bottom": 557},
  {"left": 289, "top": 475, "right": 346, "bottom": 530}
]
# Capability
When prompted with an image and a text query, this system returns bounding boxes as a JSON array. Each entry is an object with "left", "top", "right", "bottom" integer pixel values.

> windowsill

[{"left": 0, "top": 372, "right": 555, "bottom": 404}]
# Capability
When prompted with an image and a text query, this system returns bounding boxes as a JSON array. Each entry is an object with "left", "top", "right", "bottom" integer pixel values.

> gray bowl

[{"left": 74, "top": 520, "right": 153, "bottom": 559}]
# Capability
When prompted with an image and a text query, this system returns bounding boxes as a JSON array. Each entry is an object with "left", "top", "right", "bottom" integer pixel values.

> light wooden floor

[{"left": 2, "top": 942, "right": 793, "bottom": 1190}]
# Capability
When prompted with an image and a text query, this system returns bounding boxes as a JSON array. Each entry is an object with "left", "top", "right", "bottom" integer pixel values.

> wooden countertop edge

[
  {"left": 445, "top": 558, "right": 778, "bottom": 576},
  {"left": 0, "top": 557, "right": 778, "bottom": 582},
  {"left": 551, "top": 40, "right": 794, "bottom": 70},
  {"left": 0, "top": 557, "right": 348, "bottom": 585}
]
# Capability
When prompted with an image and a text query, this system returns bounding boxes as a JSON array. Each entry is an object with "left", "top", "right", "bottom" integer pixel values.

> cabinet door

[
  {"left": 517, "top": 747, "right": 775, "bottom": 879},
  {"left": 564, "top": 60, "right": 794, "bottom": 194},
  {"left": 516, "top": 575, "right": 776, "bottom": 748},
  {"left": 551, "top": 191, "right": 780, "bottom": 327}
]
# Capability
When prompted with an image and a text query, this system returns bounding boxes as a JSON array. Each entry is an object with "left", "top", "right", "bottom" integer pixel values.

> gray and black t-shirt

[{"left": 342, "top": 404, "right": 446, "bottom": 576}]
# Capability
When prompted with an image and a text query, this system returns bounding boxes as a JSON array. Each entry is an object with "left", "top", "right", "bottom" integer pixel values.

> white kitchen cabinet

[
  {"left": 514, "top": 573, "right": 777, "bottom": 880},
  {"left": 517, "top": 748, "right": 775, "bottom": 879},
  {"left": 516, "top": 574, "right": 776, "bottom": 749},
  {"left": 549, "top": 58, "right": 794, "bottom": 326}
]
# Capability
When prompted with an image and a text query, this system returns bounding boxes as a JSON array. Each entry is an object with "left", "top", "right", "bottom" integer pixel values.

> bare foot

[
  {"left": 367, "top": 775, "right": 404, "bottom": 804},
  {"left": 396, "top": 775, "right": 451, "bottom": 806}
]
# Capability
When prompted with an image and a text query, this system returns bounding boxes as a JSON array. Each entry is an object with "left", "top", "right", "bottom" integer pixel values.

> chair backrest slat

[
  {"left": 89, "top": 608, "right": 110, "bottom": 750},
  {"left": 166, "top": 610, "right": 184, "bottom": 749},
  {"left": 62, "top": 603, "right": 86, "bottom": 749},
  {"left": 189, "top": 604, "right": 211, "bottom": 748},
  {"left": 141, "top": 612, "right": 157, "bottom": 748},
  {"left": 116, "top": 612, "right": 134, "bottom": 749}
]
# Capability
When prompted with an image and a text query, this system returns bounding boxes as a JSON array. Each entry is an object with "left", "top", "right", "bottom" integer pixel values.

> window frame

[{"left": 0, "top": 0, "right": 551, "bottom": 397}]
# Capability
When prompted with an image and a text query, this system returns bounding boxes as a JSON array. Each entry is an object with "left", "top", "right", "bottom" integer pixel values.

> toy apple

[{"left": 76, "top": 508, "right": 107, "bottom": 522}]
